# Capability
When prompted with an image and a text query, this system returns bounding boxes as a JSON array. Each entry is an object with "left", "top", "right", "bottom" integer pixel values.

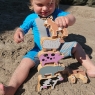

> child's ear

[{"left": 29, "top": 0, "right": 34, "bottom": 10}]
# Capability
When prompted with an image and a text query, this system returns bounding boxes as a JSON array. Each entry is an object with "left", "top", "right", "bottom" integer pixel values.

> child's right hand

[{"left": 14, "top": 28, "right": 24, "bottom": 43}]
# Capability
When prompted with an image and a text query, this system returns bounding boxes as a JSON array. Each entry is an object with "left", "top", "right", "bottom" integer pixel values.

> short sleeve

[{"left": 20, "top": 14, "right": 34, "bottom": 34}]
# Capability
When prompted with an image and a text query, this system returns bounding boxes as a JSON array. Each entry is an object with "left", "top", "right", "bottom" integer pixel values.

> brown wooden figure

[
  {"left": 44, "top": 18, "right": 68, "bottom": 38},
  {"left": 67, "top": 69, "right": 88, "bottom": 83},
  {"left": 58, "top": 27, "right": 68, "bottom": 39},
  {"left": 65, "top": 68, "right": 76, "bottom": 83}
]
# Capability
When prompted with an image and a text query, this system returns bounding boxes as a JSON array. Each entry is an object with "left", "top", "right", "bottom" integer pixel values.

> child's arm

[
  {"left": 14, "top": 28, "right": 25, "bottom": 43},
  {"left": 55, "top": 14, "right": 76, "bottom": 28}
]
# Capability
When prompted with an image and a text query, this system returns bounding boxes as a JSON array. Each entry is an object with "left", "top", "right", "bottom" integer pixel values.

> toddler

[{"left": 0, "top": 0, "right": 95, "bottom": 95}]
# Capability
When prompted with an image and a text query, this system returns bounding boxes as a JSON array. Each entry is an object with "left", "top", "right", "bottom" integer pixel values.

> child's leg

[
  {"left": 0, "top": 58, "right": 35, "bottom": 95},
  {"left": 72, "top": 43, "right": 95, "bottom": 77}
]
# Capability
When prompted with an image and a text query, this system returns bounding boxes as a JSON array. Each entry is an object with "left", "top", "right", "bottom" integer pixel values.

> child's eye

[
  {"left": 48, "top": 2, "right": 53, "bottom": 6},
  {"left": 37, "top": 4, "right": 43, "bottom": 7}
]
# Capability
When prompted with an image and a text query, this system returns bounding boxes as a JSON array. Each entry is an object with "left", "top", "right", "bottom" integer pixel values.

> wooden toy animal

[
  {"left": 68, "top": 69, "right": 88, "bottom": 83},
  {"left": 37, "top": 74, "right": 63, "bottom": 92},
  {"left": 40, "top": 37, "right": 64, "bottom": 51},
  {"left": 44, "top": 18, "right": 68, "bottom": 38},
  {"left": 38, "top": 64, "right": 65, "bottom": 78},
  {"left": 38, "top": 51, "right": 64, "bottom": 66}
]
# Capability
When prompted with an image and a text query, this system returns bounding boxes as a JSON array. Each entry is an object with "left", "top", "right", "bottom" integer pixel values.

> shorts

[{"left": 23, "top": 41, "right": 77, "bottom": 67}]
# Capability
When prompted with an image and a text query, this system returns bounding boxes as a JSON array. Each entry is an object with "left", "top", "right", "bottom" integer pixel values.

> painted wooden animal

[
  {"left": 68, "top": 69, "right": 88, "bottom": 83},
  {"left": 38, "top": 51, "right": 64, "bottom": 66},
  {"left": 58, "top": 27, "right": 68, "bottom": 39},
  {"left": 38, "top": 64, "right": 65, "bottom": 78},
  {"left": 37, "top": 74, "right": 63, "bottom": 92},
  {"left": 40, "top": 37, "right": 64, "bottom": 52},
  {"left": 68, "top": 75, "right": 76, "bottom": 83},
  {"left": 44, "top": 18, "right": 68, "bottom": 38}
]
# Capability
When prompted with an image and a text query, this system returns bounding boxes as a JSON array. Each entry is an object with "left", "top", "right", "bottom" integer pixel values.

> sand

[{"left": 0, "top": 5, "right": 95, "bottom": 95}]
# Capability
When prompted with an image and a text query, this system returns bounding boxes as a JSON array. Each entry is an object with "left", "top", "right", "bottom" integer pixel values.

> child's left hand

[
  {"left": 55, "top": 14, "right": 76, "bottom": 28},
  {"left": 55, "top": 16, "right": 69, "bottom": 28}
]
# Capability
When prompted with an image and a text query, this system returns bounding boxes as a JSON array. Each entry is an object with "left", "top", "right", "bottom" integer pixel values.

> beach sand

[{"left": 0, "top": 4, "right": 95, "bottom": 95}]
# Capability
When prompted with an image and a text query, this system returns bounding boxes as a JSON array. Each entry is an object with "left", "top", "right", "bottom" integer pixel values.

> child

[{"left": 0, "top": 0, "right": 95, "bottom": 95}]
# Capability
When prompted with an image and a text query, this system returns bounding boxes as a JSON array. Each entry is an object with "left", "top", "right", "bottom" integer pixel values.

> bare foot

[
  {"left": 0, "top": 84, "right": 5, "bottom": 95},
  {"left": 0, "top": 84, "right": 15, "bottom": 95},
  {"left": 87, "top": 68, "right": 95, "bottom": 78}
]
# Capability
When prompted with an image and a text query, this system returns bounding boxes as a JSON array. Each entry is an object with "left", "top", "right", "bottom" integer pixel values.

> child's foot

[
  {"left": 87, "top": 68, "right": 95, "bottom": 78},
  {"left": 0, "top": 84, "right": 14, "bottom": 95},
  {"left": 0, "top": 84, "right": 6, "bottom": 95}
]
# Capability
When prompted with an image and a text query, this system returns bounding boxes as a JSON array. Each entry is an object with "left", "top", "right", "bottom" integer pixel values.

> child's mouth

[{"left": 41, "top": 12, "right": 48, "bottom": 15}]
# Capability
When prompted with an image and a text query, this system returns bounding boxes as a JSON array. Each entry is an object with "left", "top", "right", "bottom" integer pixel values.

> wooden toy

[
  {"left": 37, "top": 73, "right": 63, "bottom": 92},
  {"left": 36, "top": 16, "right": 89, "bottom": 92},
  {"left": 40, "top": 37, "right": 64, "bottom": 52},
  {"left": 58, "top": 27, "right": 68, "bottom": 39},
  {"left": 38, "top": 64, "right": 65, "bottom": 78},
  {"left": 44, "top": 18, "right": 68, "bottom": 38},
  {"left": 38, "top": 51, "right": 64, "bottom": 66},
  {"left": 67, "top": 69, "right": 88, "bottom": 83},
  {"left": 68, "top": 74, "right": 76, "bottom": 84}
]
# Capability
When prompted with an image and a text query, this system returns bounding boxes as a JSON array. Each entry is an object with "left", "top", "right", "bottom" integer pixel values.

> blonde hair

[{"left": 29, "top": 0, "right": 60, "bottom": 10}]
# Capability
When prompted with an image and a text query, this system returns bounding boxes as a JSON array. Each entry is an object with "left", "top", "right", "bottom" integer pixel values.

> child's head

[{"left": 29, "top": 0, "right": 60, "bottom": 17}]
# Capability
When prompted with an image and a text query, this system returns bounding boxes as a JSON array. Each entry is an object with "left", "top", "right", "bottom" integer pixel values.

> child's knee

[{"left": 72, "top": 42, "right": 82, "bottom": 52}]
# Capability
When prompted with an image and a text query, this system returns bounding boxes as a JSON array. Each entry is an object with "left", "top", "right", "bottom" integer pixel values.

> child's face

[{"left": 32, "top": 0, "right": 56, "bottom": 17}]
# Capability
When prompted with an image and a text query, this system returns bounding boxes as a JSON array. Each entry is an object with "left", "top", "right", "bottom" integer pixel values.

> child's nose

[{"left": 42, "top": 6, "right": 48, "bottom": 10}]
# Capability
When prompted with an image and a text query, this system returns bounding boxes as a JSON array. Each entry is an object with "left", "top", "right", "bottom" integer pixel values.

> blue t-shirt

[{"left": 20, "top": 8, "right": 69, "bottom": 49}]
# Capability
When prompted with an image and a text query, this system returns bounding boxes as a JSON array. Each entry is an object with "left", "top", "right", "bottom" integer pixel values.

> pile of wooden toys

[{"left": 36, "top": 17, "right": 88, "bottom": 92}]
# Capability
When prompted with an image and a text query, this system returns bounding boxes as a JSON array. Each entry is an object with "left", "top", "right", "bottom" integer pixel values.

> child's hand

[
  {"left": 14, "top": 28, "right": 24, "bottom": 43},
  {"left": 55, "top": 14, "right": 76, "bottom": 28}
]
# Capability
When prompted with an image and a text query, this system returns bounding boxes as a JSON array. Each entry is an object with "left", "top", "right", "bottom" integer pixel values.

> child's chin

[
  {"left": 41, "top": 15, "right": 47, "bottom": 18},
  {"left": 40, "top": 14, "right": 49, "bottom": 18}
]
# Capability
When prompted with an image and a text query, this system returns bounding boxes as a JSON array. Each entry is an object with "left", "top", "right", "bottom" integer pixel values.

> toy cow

[
  {"left": 37, "top": 73, "right": 63, "bottom": 92},
  {"left": 38, "top": 51, "right": 64, "bottom": 66}
]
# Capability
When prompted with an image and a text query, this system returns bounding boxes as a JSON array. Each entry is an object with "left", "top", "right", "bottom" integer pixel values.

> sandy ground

[{"left": 0, "top": 5, "right": 95, "bottom": 95}]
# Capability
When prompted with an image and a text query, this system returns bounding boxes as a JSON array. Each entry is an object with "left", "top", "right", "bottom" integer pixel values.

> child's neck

[{"left": 39, "top": 15, "right": 53, "bottom": 20}]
